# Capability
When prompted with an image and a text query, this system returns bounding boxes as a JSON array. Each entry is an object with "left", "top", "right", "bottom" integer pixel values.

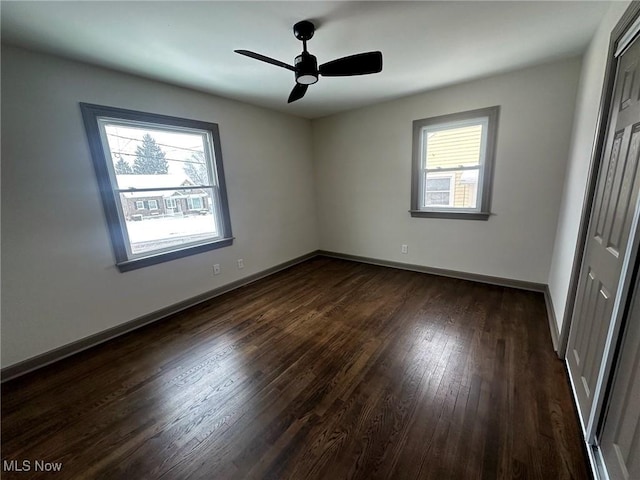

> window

[
  {"left": 81, "top": 103, "right": 233, "bottom": 272},
  {"left": 410, "top": 106, "right": 499, "bottom": 220},
  {"left": 188, "top": 196, "right": 203, "bottom": 211}
]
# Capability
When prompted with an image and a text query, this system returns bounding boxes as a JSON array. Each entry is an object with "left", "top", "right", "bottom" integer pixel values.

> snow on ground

[{"left": 126, "top": 214, "right": 218, "bottom": 254}]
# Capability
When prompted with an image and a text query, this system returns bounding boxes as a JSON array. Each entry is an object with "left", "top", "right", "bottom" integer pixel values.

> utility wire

[{"left": 106, "top": 132, "right": 204, "bottom": 153}]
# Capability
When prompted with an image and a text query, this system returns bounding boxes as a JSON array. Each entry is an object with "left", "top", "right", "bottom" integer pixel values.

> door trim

[{"left": 559, "top": 2, "right": 640, "bottom": 358}]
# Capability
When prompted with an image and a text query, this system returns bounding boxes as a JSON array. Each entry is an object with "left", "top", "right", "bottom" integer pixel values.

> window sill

[
  {"left": 409, "top": 210, "right": 491, "bottom": 220},
  {"left": 116, "top": 237, "right": 234, "bottom": 272}
]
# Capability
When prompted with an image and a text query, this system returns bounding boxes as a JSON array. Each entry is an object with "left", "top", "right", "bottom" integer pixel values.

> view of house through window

[
  {"left": 411, "top": 106, "right": 499, "bottom": 219},
  {"left": 81, "top": 104, "right": 233, "bottom": 271},
  {"left": 104, "top": 122, "right": 221, "bottom": 257},
  {"left": 423, "top": 123, "right": 484, "bottom": 209}
]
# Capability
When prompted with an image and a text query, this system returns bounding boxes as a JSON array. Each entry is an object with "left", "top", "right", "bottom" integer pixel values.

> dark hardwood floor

[{"left": 1, "top": 257, "right": 590, "bottom": 479}]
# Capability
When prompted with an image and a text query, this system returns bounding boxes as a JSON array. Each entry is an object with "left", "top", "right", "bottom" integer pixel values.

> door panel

[
  {"left": 594, "top": 131, "right": 625, "bottom": 246},
  {"left": 579, "top": 281, "right": 613, "bottom": 401},
  {"left": 573, "top": 270, "right": 598, "bottom": 370},
  {"left": 567, "top": 34, "right": 640, "bottom": 426},
  {"left": 600, "top": 276, "right": 640, "bottom": 480},
  {"left": 610, "top": 128, "right": 640, "bottom": 250}
]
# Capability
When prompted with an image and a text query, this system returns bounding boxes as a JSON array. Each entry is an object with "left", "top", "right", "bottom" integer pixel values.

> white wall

[
  {"left": 0, "top": 43, "right": 597, "bottom": 369},
  {"left": 1, "top": 46, "right": 318, "bottom": 368},
  {"left": 548, "top": 1, "right": 631, "bottom": 333},
  {"left": 312, "top": 58, "right": 582, "bottom": 284}
]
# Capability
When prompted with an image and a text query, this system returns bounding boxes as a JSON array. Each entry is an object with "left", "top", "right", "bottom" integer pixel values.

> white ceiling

[{"left": 1, "top": 1, "right": 611, "bottom": 119}]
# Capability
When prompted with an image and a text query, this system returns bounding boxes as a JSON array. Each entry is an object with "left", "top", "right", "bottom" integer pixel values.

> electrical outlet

[
  {"left": 237, "top": 258, "right": 244, "bottom": 269},
  {"left": 213, "top": 264, "right": 221, "bottom": 275},
  {"left": 401, "top": 244, "right": 408, "bottom": 254}
]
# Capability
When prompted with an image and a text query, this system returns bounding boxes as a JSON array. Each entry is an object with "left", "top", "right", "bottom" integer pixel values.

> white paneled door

[{"left": 566, "top": 28, "right": 640, "bottom": 437}]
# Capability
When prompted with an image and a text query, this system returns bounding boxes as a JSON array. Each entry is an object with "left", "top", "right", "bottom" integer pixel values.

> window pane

[
  {"left": 424, "top": 173, "right": 452, "bottom": 207},
  {"left": 425, "top": 124, "right": 483, "bottom": 169},
  {"left": 455, "top": 169, "right": 479, "bottom": 209},
  {"left": 102, "top": 123, "right": 213, "bottom": 189},
  {"left": 424, "top": 169, "right": 480, "bottom": 209},
  {"left": 120, "top": 188, "right": 220, "bottom": 256},
  {"left": 426, "top": 178, "right": 451, "bottom": 191},
  {"left": 425, "top": 192, "right": 450, "bottom": 206}
]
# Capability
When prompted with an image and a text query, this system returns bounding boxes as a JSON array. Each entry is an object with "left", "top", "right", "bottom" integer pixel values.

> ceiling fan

[{"left": 235, "top": 20, "right": 383, "bottom": 103}]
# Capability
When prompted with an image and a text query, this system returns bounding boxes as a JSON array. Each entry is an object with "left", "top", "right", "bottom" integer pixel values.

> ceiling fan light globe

[{"left": 297, "top": 74, "right": 318, "bottom": 85}]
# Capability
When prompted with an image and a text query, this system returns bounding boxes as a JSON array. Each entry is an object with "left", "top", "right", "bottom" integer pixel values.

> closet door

[
  {"left": 566, "top": 33, "right": 640, "bottom": 426},
  {"left": 599, "top": 273, "right": 640, "bottom": 480}
]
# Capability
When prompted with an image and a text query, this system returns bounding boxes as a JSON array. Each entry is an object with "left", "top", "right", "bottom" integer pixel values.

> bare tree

[{"left": 183, "top": 152, "right": 209, "bottom": 185}]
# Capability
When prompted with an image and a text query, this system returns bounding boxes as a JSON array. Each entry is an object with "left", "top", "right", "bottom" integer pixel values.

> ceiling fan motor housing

[{"left": 295, "top": 52, "right": 318, "bottom": 85}]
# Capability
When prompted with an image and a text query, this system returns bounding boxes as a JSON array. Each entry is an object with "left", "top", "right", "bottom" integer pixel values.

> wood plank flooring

[{"left": 1, "top": 257, "right": 590, "bottom": 479}]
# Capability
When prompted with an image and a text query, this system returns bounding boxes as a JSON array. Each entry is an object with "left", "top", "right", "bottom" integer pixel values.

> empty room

[{"left": 2, "top": 1, "right": 639, "bottom": 479}]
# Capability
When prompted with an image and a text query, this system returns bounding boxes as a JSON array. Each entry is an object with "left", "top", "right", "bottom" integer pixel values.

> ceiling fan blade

[
  {"left": 288, "top": 84, "right": 308, "bottom": 103},
  {"left": 319, "top": 51, "right": 383, "bottom": 77},
  {"left": 234, "top": 50, "right": 295, "bottom": 71}
]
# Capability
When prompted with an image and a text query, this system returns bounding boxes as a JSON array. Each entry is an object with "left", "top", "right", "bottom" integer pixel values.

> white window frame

[
  {"left": 135, "top": 200, "right": 145, "bottom": 210},
  {"left": 411, "top": 106, "right": 499, "bottom": 220},
  {"left": 164, "top": 198, "right": 177, "bottom": 209},
  {"left": 80, "top": 103, "right": 234, "bottom": 272},
  {"left": 148, "top": 199, "right": 158, "bottom": 210}
]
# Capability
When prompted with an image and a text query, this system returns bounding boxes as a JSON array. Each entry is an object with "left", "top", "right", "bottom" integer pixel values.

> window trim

[
  {"left": 148, "top": 199, "right": 158, "bottom": 210},
  {"left": 80, "top": 103, "right": 233, "bottom": 272},
  {"left": 410, "top": 106, "right": 499, "bottom": 220}
]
